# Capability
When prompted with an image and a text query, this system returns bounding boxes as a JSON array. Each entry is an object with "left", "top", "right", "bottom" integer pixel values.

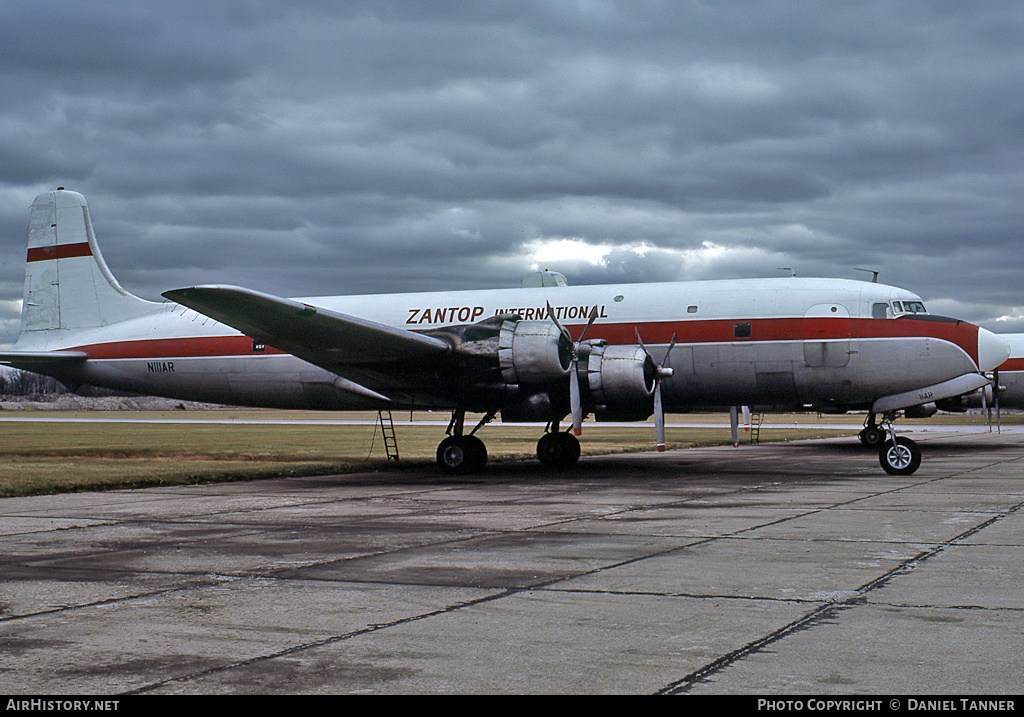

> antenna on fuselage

[
  {"left": 855, "top": 267, "right": 880, "bottom": 282},
  {"left": 777, "top": 267, "right": 795, "bottom": 277}
]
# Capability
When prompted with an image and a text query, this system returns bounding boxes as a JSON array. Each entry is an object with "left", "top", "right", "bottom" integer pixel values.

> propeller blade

[
  {"left": 662, "top": 333, "right": 677, "bottom": 367},
  {"left": 570, "top": 362, "right": 583, "bottom": 436},
  {"left": 579, "top": 305, "right": 599, "bottom": 342},
  {"left": 982, "top": 383, "right": 992, "bottom": 432},
  {"left": 634, "top": 327, "right": 646, "bottom": 353},
  {"left": 654, "top": 381, "right": 665, "bottom": 451},
  {"left": 994, "top": 368, "right": 1001, "bottom": 434},
  {"left": 546, "top": 302, "right": 570, "bottom": 342}
]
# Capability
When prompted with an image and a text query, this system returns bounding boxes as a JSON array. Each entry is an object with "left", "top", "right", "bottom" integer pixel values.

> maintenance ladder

[
  {"left": 750, "top": 412, "right": 765, "bottom": 444},
  {"left": 378, "top": 410, "right": 400, "bottom": 461}
]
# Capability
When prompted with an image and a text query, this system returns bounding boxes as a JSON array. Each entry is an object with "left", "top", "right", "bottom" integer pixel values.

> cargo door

[{"left": 803, "top": 303, "right": 850, "bottom": 367}]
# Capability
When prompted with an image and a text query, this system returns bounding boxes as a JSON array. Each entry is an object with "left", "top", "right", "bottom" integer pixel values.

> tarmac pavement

[{"left": 1, "top": 429, "right": 1022, "bottom": 695}]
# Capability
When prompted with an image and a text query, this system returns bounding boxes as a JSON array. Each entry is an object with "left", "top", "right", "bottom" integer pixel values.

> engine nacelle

[
  {"left": 586, "top": 343, "right": 657, "bottom": 420},
  {"left": 498, "top": 320, "right": 572, "bottom": 385},
  {"left": 500, "top": 391, "right": 556, "bottom": 422},
  {"left": 904, "top": 402, "right": 938, "bottom": 419}
]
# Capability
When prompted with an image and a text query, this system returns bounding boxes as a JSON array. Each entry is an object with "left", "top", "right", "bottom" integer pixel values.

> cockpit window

[{"left": 895, "top": 300, "right": 927, "bottom": 314}]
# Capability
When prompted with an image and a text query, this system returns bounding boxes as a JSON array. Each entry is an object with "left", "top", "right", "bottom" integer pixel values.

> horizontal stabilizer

[
  {"left": 0, "top": 350, "right": 88, "bottom": 371},
  {"left": 872, "top": 373, "right": 991, "bottom": 414},
  {"left": 162, "top": 285, "right": 452, "bottom": 370}
]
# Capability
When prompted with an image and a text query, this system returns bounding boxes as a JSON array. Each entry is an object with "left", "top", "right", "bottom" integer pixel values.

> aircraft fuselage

[{"left": 19, "top": 277, "right": 991, "bottom": 416}]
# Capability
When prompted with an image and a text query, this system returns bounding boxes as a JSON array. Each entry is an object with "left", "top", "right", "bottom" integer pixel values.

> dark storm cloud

[{"left": 3, "top": 0, "right": 1024, "bottom": 347}]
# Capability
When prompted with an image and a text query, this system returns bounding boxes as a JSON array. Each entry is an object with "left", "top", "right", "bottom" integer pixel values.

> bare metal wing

[
  {"left": 162, "top": 285, "right": 452, "bottom": 395},
  {"left": 0, "top": 350, "right": 88, "bottom": 371}
]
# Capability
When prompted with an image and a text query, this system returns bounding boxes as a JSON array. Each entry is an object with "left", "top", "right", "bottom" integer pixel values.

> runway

[{"left": 2, "top": 430, "right": 1023, "bottom": 695}]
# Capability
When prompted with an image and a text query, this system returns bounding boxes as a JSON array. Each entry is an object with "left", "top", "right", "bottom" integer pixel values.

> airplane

[{"left": 0, "top": 189, "right": 1010, "bottom": 476}]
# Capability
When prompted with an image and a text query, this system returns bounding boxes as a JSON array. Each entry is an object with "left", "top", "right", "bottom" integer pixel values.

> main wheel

[
  {"left": 436, "top": 435, "right": 487, "bottom": 474},
  {"left": 463, "top": 435, "right": 487, "bottom": 472},
  {"left": 878, "top": 436, "right": 922, "bottom": 476},
  {"left": 537, "top": 432, "right": 581, "bottom": 470}
]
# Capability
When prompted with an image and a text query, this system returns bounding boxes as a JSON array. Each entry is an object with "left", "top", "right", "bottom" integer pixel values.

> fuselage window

[
  {"left": 687, "top": 305, "right": 698, "bottom": 314},
  {"left": 872, "top": 302, "right": 889, "bottom": 319},
  {"left": 734, "top": 322, "right": 752, "bottom": 339}
]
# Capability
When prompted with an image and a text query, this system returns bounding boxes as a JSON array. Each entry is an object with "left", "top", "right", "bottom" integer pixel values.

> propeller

[
  {"left": 635, "top": 329, "right": 676, "bottom": 451},
  {"left": 547, "top": 303, "right": 599, "bottom": 436}
]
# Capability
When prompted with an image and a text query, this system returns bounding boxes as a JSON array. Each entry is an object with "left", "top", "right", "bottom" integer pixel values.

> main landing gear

[
  {"left": 536, "top": 424, "right": 581, "bottom": 470},
  {"left": 435, "top": 409, "right": 582, "bottom": 475},
  {"left": 864, "top": 411, "right": 922, "bottom": 476},
  {"left": 436, "top": 408, "right": 492, "bottom": 475}
]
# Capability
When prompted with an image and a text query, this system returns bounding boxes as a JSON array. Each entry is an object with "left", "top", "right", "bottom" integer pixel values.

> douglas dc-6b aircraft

[{"left": 0, "top": 190, "right": 1011, "bottom": 475}]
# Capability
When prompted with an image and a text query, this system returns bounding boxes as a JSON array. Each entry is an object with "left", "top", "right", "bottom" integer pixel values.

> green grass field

[{"left": 0, "top": 409, "right": 1011, "bottom": 497}]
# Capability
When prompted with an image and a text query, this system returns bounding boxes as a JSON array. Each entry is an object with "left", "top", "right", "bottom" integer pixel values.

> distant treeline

[
  {"left": 0, "top": 369, "right": 123, "bottom": 397},
  {"left": 0, "top": 370, "right": 66, "bottom": 396}
]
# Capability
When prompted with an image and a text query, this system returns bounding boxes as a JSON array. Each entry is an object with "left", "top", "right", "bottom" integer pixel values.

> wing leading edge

[{"left": 162, "top": 285, "right": 452, "bottom": 400}]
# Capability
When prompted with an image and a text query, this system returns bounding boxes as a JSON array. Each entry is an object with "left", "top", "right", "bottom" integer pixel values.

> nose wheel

[
  {"left": 877, "top": 417, "right": 921, "bottom": 475},
  {"left": 859, "top": 414, "right": 887, "bottom": 447}
]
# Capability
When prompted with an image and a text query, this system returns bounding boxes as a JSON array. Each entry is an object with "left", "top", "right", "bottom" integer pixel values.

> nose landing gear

[
  {"left": 876, "top": 413, "right": 922, "bottom": 475},
  {"left": 859, "top": 413, "right": 887, "bottom": 447}
]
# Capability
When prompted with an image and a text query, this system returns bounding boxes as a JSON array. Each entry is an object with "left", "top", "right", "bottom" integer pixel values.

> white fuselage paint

[{"left": 17, "top": 277, "right": 988, "bottom": 415}]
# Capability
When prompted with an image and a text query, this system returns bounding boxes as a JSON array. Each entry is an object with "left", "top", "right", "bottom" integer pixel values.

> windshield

[{"left": 893, "top": 300, "right": 927, "bottom": 315}]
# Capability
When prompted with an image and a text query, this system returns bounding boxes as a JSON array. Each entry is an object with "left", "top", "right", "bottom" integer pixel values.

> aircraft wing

[
  {"left": 162, "top": 285, "right": 452, "bottom": 373},
  {"left": 0, "top": 351, "right": 88, "bottom": 371}
]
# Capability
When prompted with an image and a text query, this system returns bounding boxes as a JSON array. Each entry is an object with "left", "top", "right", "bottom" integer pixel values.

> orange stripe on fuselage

[
  {"left": 70, "top": 335, "right": 285, "bottom": 359},
  {"left": 27, "top": 242, "right": 93, "bottom": 262},
  {"left": 65, "top": 316, "right": 980, "bottom": 365},
  {"left": 566, "top": 317, "right": 979, "bottom": 365},
  {"left": 998, "top": 358, "right": 1024, "bottom": 372}
]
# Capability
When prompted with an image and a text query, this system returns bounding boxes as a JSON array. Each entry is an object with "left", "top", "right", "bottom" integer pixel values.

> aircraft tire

[
  {"left": 878, "top": 437, "right": 922, "bottom": 475},
  {"left": 537, "top": 432, "right": 581, "bottom": 470},
  {"left": 436, "top": 435, "right": 487, "bottom": 474},
  {"left": 859, "top": 426, "right": 886, "bottom": 447},
  {"left": 464, "top": 435, "right": 487, "bottom": 472}
]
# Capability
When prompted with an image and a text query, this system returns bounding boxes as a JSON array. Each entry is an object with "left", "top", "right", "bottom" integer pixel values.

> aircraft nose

[{"left": 977, "top": 327, "right": 1010, "bottom": 372}]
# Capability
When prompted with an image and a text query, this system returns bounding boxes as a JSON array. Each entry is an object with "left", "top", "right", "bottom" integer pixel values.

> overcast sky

[{"left": 2, "top": 0, "right": 1024, "bottom": 347}]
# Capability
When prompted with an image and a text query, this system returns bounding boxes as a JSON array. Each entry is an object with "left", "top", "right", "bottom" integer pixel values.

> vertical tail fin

[{"left": 20, "top": 189, "right": 156, "bottom": 337}]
